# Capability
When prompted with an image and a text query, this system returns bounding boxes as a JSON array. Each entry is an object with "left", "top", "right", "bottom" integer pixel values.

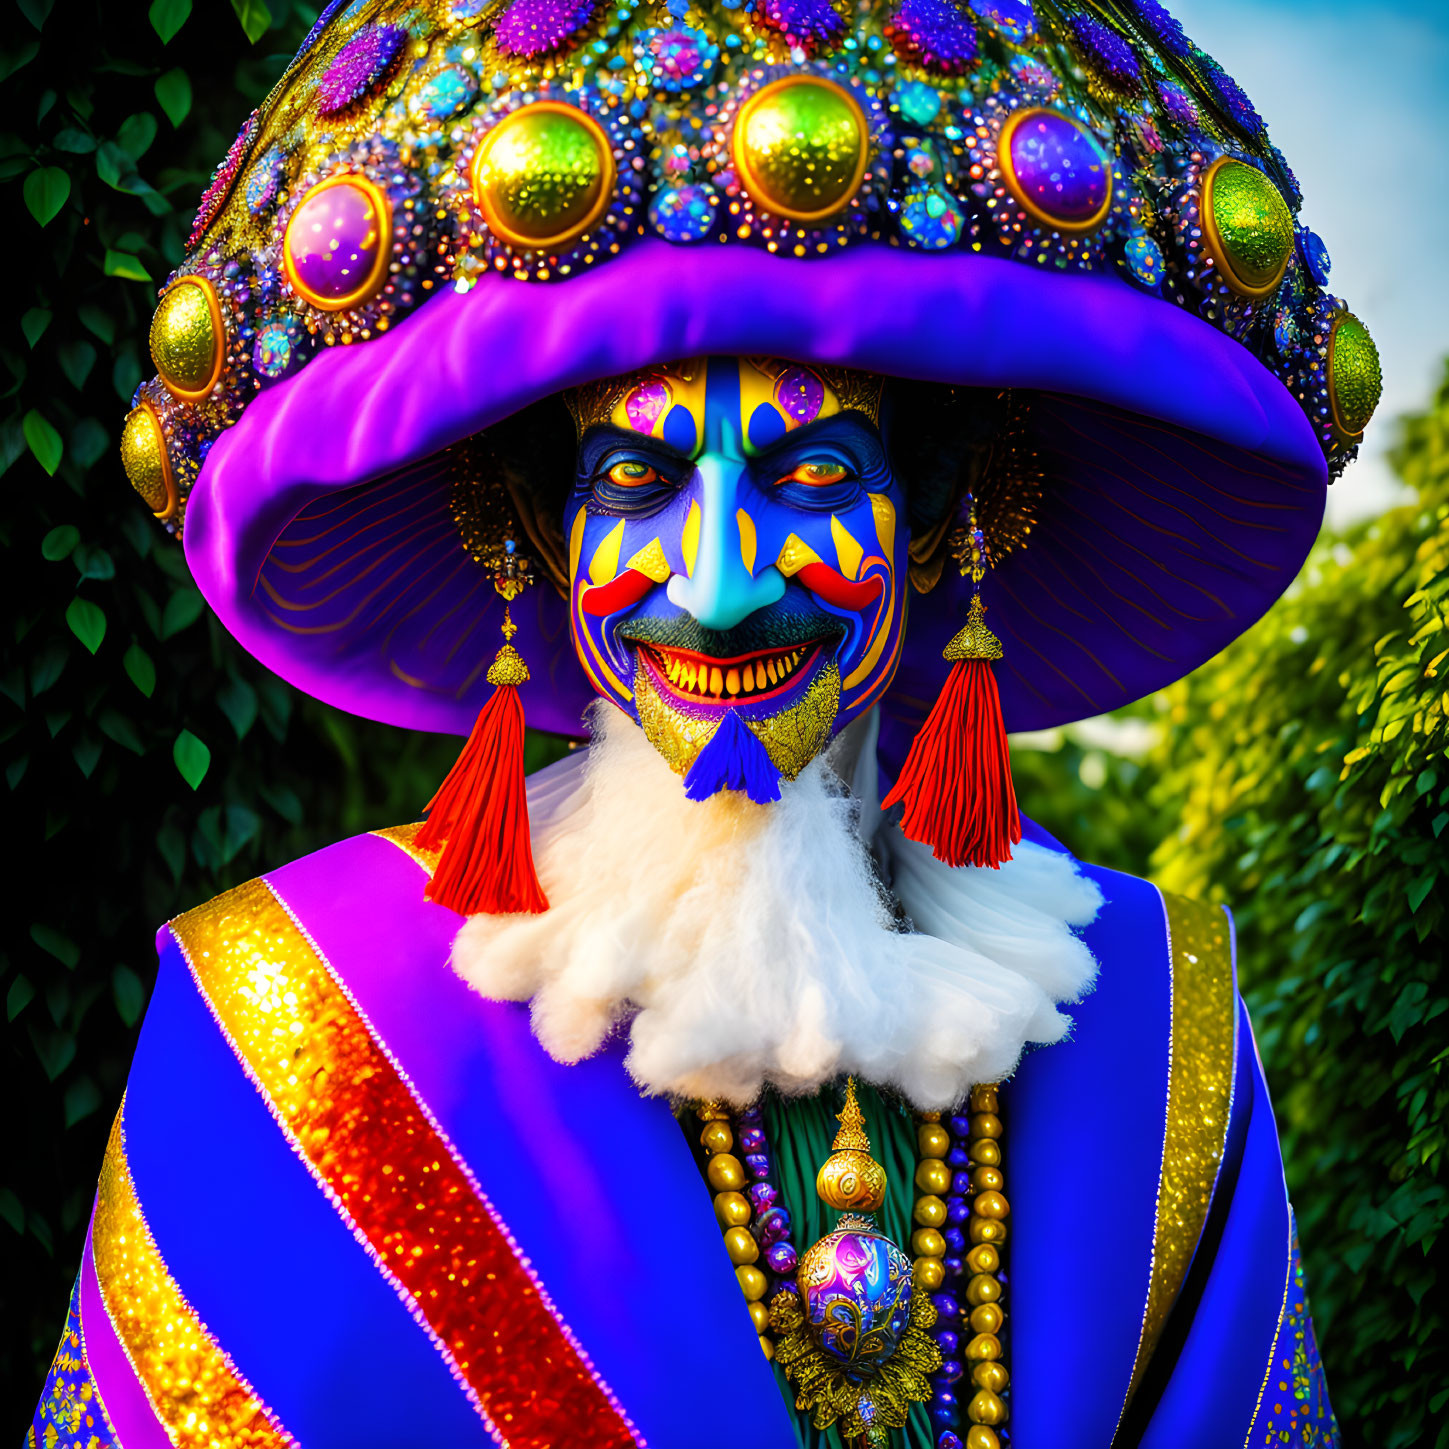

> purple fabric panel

[
  {"left": 1137, "top": 999, "right": 1295, "bottom": 1449},
  {"left": 1007, "top": 864, "right": 1171, "bottom": 1448},
  {"left": 264, "top": 832, "right": 790, "bottom": 1448},
  {"left": 79, "top": 1210, "right": 173, "bottom": 1449},
  {"left": 186, "top": 240, "right": 1326, "bottom": 738}
]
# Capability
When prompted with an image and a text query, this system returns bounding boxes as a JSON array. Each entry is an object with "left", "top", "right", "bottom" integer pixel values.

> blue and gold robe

[{"left": 29, "top": 823, "right": 1336, "bottom": 1448}]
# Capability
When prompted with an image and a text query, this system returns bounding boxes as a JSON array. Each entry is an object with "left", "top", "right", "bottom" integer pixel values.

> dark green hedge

[{"left": 0, "top": 0, "right": 466, "bottom": 1414}]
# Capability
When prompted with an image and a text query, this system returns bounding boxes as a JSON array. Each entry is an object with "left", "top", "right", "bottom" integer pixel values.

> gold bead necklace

[{"left": 695, "top": 1081, "right": 1012, "bottom": 1447}]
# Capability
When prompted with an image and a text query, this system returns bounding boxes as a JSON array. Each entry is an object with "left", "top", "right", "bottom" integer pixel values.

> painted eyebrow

[
  {"left": 751, "top": 414, "right": 885, "bottom": 464},
  {"left": 578, "top": 425, "right": 695, "bottom": 469}
]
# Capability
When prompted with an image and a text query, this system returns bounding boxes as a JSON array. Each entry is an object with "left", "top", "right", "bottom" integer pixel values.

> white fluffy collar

[{"left": 450, "top": 706, "right": 1101, "bottom": 1110}]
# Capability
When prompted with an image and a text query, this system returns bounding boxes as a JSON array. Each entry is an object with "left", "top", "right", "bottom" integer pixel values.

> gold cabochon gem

[
  {"left": 470, "top": 101, "right": 616, "bottom": 252},
  {"left": 120, "top": 401, "right": 177, "bottom": 520},
  {"left": 150, "top": 276, "right": 225, "bottom": 403},
  {"left": 731, "top": 75, "right": 869, "bottom": 226}
]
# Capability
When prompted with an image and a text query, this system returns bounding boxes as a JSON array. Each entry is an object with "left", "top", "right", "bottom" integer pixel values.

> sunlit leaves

[{"left": 1144, "top": 360, "right": 1449, "bottom": 1445}]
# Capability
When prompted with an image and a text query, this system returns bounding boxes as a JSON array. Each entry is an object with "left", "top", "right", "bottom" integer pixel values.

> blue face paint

[{"left": 567, "top": 357, "right": 908, "bottom": 797}]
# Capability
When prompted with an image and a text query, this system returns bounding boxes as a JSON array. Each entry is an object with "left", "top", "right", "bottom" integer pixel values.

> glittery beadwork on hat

[{"left": 118, "top": 0, "right": 1381, "bottom": 768}]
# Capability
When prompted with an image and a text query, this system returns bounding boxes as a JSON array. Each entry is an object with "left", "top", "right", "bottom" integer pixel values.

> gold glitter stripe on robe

[
  {"left": 91, "top": 1105, "right": 293, "bottom": 1448},
  {"left": 169, "top": 877, "right": 639, "bottom": 1449},
  {"left": 371, "top": 820, "right": 441, "bottom": 874},
  {"left": 1117, "top": 891, "right": 1238, "bottom": 1428}
]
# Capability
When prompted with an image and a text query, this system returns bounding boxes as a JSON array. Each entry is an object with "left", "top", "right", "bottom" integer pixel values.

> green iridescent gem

[
  {"left": 471, "top": 102, "right": 615, "bottom": 252},
  {"left": 732, "top": 76, "right": 868, "bottom": 225},
  {"left": 1202, "top": 158, "right": 1294, "bottom": 298},
  {"left": 1328, "top": 313, "right": 1382, "bottom": 438}
]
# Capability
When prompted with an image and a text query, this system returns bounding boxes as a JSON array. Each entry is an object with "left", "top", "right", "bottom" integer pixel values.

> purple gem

[
  {"left": 947, "top": 1145, "right": 970, "bottom": 1169},
  {"left": 739, "top": 1126, "right": 766, "bottom": 1153},
  {"left": 887, "top": 0, "right": 977, "bottom": 75},
  {"left": 934, "top": 1328, "right": 959, "bottom": 1356},
  {"left": 943, "top": 1256, "right": 964, "bottom": 1278},
  {"left": 745, "top": 1152, "right": 771, "bottom": 1181},
  {"left": 947, "top": 1197, "right": 971, "bottom": 1225},
  {"left": 285, "top": 179, "right": 386, "bottom": 307},
  {"left": 1006, "top": 111, "right": 1111, "bottom": 226},
  {"left": 495, "top": 0, "right": 597, "bottom": 58},
  {"left": 316, "top": 24, "right": 406, "bottom": 116},
  {"left": 938, "top": 1357, "right": 964, "bottom": 1383},
  {"left": 932, "top": 1292, "right": 961, "bottom": 1320},
  {"left": 937, "top": 1434, "right": 963, "bottom": 1449},
  {"left": 623, "top": 380, "right": 670, "bottom": 434},
  {"left": 952, "top": 1171, "right": 972, "bottom": 1196},
  {"left": 748, "top": 1181, "right": 778, "bottom": 1213},
  {"left": 766, "top": 1240, "right": 798, "bottom": 1274},
  {"left": 930, "top": 1405, "right": 958, "bottom": 1431},
  {"left": 943, "top": 1227, "right": 966, "bottom": 1253},
  {"left": 756, "top": 1205, "right": 791, "bottom": 1245},
  {"left": 774, "top": 365, "right": 825, "bottom": 426},
  {"left": 737, "top": 1104, "right": 764, "bottom": 1125},
  {"left": 948, "top": 1114, "right": 971, "bottom": 1137}
]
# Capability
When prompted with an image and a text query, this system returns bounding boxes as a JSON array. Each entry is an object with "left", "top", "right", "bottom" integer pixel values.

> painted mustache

[{"left": 619, "top": 600, "right": 843, "bottom": 659}]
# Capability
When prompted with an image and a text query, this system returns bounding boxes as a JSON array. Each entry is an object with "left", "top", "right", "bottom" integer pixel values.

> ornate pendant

[{"left": 769, "top": 1080, "right": 941, "bottom": 1446}]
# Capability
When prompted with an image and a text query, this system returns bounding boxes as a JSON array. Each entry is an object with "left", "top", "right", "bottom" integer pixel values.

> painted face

[{"left": 565, "top": 356, "right": 907, "bottom": 801}]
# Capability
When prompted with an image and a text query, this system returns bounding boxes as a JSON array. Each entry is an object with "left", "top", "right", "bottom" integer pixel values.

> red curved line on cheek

[
  {"left": 796, "top": 563, "right": 885, "bottom": 612},
  {"left": 579, "top": 568, "right": 655, "bottom": 617}
]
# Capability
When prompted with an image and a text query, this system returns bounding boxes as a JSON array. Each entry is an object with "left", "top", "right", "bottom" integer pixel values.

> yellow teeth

[{"left": 655, "top": 645, "right": 811, "bottom": 702}]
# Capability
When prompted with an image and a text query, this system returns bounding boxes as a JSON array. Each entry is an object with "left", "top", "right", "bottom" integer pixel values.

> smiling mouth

[{"left": 638, "top": 639, "right": 827, "bottom": 704}]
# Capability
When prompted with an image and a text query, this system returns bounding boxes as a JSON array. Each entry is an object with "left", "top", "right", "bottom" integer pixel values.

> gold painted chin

[{"left": 634, "top": 655, "right": 841, "bottom": 783}]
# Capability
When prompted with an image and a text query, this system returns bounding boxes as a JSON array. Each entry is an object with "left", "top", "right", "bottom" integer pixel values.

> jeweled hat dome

[{"left": 117, "top": 0, "right": 1383, "bottom": 769}]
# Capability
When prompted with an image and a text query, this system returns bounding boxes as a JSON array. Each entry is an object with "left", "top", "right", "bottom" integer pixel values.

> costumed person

[{"left": 30, "top": 0, "right": 1381, "bottom": 1443}]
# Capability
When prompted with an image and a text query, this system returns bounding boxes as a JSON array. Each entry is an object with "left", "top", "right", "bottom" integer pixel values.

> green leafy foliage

[
  {"left": 1142, "top": 367, "right": 1449, "bottom": 1448},
  {"left": 999, "top": 375, "right": 1449, "bottom": 1449},
  {"left": 0, "top": 0, "right": 481, "bottom": 1413}
]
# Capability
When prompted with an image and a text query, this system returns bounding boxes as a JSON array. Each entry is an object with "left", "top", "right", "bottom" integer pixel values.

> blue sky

[{"left": 1172, "top": 0, "right": 1449, "bottom": 524}]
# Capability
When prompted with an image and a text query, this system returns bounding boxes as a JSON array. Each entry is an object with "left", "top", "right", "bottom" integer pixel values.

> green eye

[
  {"left": 607, "top": 461, "right": 659, "bottom": 487},
  {"left": 783, "top": 461, "right": 849, "bottom": 487}
]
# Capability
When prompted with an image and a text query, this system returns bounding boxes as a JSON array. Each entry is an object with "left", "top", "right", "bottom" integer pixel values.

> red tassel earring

[
  {"left": 881, "top": 501, "right": 1021, "bottom": 869},
  {"left": 416, "top": 539, "right": 549, "bottom": 915}
]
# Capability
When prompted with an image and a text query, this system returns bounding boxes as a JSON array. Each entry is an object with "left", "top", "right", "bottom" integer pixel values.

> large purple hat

[{"left": 119, "top": 0, "right": 1383, "bottom": 763}]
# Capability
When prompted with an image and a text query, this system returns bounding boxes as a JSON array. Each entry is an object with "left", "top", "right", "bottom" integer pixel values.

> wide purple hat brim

[{"left": 187, "top": 239, "right": 1325, "bottom": 749}]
